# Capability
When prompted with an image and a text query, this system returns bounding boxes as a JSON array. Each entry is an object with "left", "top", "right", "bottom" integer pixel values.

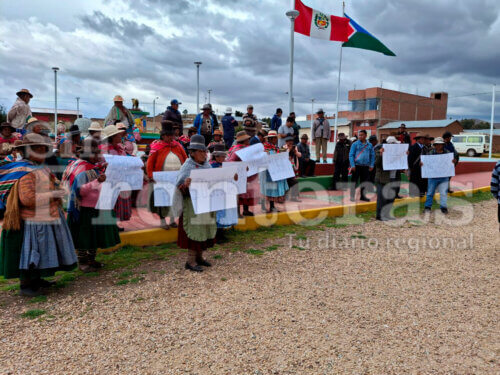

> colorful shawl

[
  {"left": 63, "top": 159, "right": 100, "bottom": 223},
  {"left": 0, "top": 160, "right": 39, "bottom": 210},
  {"left": 226, "top": 144, "right": 245, "bottom": 161},
  {"left": 150, "top": 139, "right": 184, "bottom": 155},
  {"left": 263, "top": 142, "right": 279, "bottom": 153}
]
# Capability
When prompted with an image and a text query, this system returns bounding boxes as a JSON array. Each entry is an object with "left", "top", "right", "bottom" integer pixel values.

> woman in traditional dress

[
  {"left": 284, "top": 136, "right": 302, "bottom": 202},
  {"left": 99, "top": 125, "right": 132, "bottom": 230},
  {"left": 207, "top": 129, "right": 225, "bottom": 153},
  {"left": 0, "top": 133, "right": 77, "bottom": 297},
  {"left": 226, "top": 131, "right": 259, "bottom": 217},
  {"left": 147, "top": 127, "right": 187, "bottom": 229},
  {"left": 63, "top": 138, "right": 121, "bottom": 273},
  {"left": 260, "top": 130, "right": 289, "bottom": 213},
  {"left": 210, "top": 143, "right": 238, "bottom": 243},
  {"left": 175, "top": 134, "right": 217, "bottom": 272}
]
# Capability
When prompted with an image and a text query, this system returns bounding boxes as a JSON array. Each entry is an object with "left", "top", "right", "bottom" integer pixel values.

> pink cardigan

[{"left": 79, "top": 179, "right": 102, "bottom": 208}]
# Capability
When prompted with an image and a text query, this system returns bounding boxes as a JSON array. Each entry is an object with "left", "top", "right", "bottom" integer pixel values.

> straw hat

[
  {"left": 102, "top": 125, "right": 123, "bottom": 140},
  {"left": 433, "top": 137, "right": 445, "bottom": 144},
  {"left": 413, "top": 132, "right": 425, "bottom": 139},
  {"left": 16, "top": 89, "right": 33, "bottom": 98},
  {"left": 423, "top": 133, "right": 434, "bottom": 141},
  {"left": 25, "top": 117, "right": 50, "bottom": 132},
  {"left": 116, "top": 122, "right": 128, "bottom": 132},
  {"left": 88, "top": 122, "right": 103, "bottom": 132},
  {"left": 21, "top": 133, "right": 52, "bottom": 147},
  {"left": 213, "top": 129, "right": 223, "bottom": 136},
  {"left": 265, "top": 130, "right": 278, "bottom": 138},
  {"left": 236, "top": 131, "right": 251, "bottom": 143},
  {"left": 113, "top": 95, "right": 124, "bottom": 102},
  {"left": 188, "top": 134, "right": 207, "bottom": 151}
]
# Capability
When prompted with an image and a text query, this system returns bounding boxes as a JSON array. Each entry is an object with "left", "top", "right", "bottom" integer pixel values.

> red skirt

[
  {"left": 114, "top": 196, "right": 132, "bottom": 221},
  {"left": 238, "top": 174, "right": 260, "bottom": 206},
  {"left": 177, "top": 213, "right": 216, "bottom": 252}
]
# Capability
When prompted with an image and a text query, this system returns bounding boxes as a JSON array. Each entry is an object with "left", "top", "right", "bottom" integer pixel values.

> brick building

[
  {"left": 31, "top": 108, "right": 80, "bottom": 125},
  {"left": 338, "top": 88, "right": 448, "bottom": 137}
]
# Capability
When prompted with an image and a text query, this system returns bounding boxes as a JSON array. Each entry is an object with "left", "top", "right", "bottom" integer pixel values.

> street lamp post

[
  {"left": 76, "top": 97, "right": 80, "bottom": 118},
  {"left": 311, "top": 98, "right": 315, "bottom": 128},
  {"left": 153, "top": 96, "right": 159, "bottom": 131},
  {"left": 208, "top": 89, "right": 212, "bottom": 104},
  {"left": 286, "top": 9, "right": 300, "bottom": 114},
  {"left": 52, "top": 67, "right": 59, "bottom": 137},
  {"left": 194, "top": 62, "right": 202, "bottom": 113}
]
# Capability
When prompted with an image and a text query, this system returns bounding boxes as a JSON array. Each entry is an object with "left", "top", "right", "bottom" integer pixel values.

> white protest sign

[
  {"left": 153, "top": 171, "right": 179, "bottom": 207},
  {"left": 267, "top": 152, "right": 295, "bottom": 181},
  {"left": 95, "top": 182, "right": 123, "bottom": 210},
  {"left": 382, "top": 144, "right": 409, "bottom": 171},
  {"left": 222, "top": 161, "right": 248, "bottom": 194},
  {"left": 103, "top": 154, "right": 144, "bottom": 191},
  {"left": 421, "top": 153, "right": 455, "bottom": 178},
  {"left": 235, "top": 143, "right": 268, "bottom": 176},
  {"left": 189, "top": 166, "right": 239, "bottom": 214}
]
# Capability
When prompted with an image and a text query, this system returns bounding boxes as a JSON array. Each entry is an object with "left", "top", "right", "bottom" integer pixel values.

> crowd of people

[{"left": 0, "top": 88, "right": 472, "bottom": 296}]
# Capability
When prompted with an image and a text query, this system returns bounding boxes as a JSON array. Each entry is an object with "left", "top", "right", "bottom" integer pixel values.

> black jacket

[
  {"left": 161, "top": 106, "right": 183, "bottom": 130},
  {"left": 408, "top": 143, "right": 424, "bottom": 170}
]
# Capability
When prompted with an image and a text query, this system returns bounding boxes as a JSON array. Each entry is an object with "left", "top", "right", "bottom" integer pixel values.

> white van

[{"left": 452, "top": 134, "right": 490, "bottom": 157}]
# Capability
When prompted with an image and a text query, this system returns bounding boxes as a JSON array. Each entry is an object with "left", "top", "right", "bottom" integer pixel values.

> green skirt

[
  {"left": 0, "top": 227, "right": 23, "bottom": 279},
  {"left": 68, "top": 207, "right": 121, "bottom": 251}
]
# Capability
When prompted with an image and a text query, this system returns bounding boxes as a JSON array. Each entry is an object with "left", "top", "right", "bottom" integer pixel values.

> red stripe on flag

[
  {"left": 329, "top": 15, "right": 350, "bottom": 42},
  {"left": 294, "top": 0, "right": 312, "bottom": 36}
]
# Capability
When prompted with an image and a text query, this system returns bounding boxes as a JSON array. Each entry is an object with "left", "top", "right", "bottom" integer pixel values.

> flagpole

[
  {"left": 489, "top": 84, "right": 496, "bottom": 159},
  {"left": 286, "top": 8, "right": 300, "bottom": 114},
  {"left": 333, "top": 2, "right": 345, "bottom": 154}
]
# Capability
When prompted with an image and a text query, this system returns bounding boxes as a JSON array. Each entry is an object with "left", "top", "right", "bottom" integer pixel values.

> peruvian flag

[{"left": 294, "top": 0, "right": 350, "bottom": 42}]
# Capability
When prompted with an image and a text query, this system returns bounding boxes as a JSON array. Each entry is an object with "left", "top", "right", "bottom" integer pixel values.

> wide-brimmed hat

[
  {"left": 202, "top": 104, "right": 211, "bottom": 110},
  {"left": 265, "top": 130, "right": 278, "bottom": 138},
  {"left": 338, "top": 132, "right": 346, "bottom": 138},
  {"left": 258, "top": 129, "right": 268, "bottom": 137},
  {"left": 22, "top": 133, "right": 52, "bottom": 148},
  {"left": 284, "top": 136, "right": 294, "bottom": 142},
  {"left": 113, "top": 95, "right": 124, "bottom": 102},
  {"left": 25, "top": 117, "right": 50, "bottom": 132},
  {"left": 433, "top": 137, "right": 445, "bottom": 144},
  {"left": 236, "top": 131, "right": 251, "bottom": 143},
  {"left": 385, "top": 136, "right": 400, "bottom": 144},
  {"left": 188, "top": 134, "right": 207, "bottom": 151},
  {"left": 213, "top": 129, "right": 223, "bottom": 136},
  {"left": 413, "top": 132, "right": 425, "bottom": 139},
  {"left": 88, "top": 122, "right": 103, "bottom": 132},
  {"left": 67, "top": 125, "right": 81, "bottom": 137},
  {"left": 102, "top": 125, "right": 123, "bottom": 140},
  {"left": 16, "top": 89, "right": 33, "bottom": 98},
  {"left": 188, "top": 126, "right": 198, "bottom": 134},
  {"left": 225, "top": 107, "right": 232, "bottom": 114},
  {"left": 212, "top": 143, "right": 226, "bottom": 156},
  {"left": 423, "top": 134, "right": 434, "bottom": 141},
  {"left": 316, "top": 108, "right": 324, "bottom": 114},
  {"left": 300, "top": 134, "right": 308, "bottom": 139},
  {"left": 247, "top": 104, "right": 254, "bottom": 110},
  {"left": 0, "top": 122, "right": 15, "bottom": 132}
]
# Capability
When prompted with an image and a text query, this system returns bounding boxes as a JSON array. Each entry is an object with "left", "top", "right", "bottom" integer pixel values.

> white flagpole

[
  {"left": 286, "top": 8, "right": 300, "bottom": 114},
  {"left": 489, "top": 84, "right": 496, "bottom": 159},
  {"left": 333, "top": 2, "right": 345, "bottom": 154}
]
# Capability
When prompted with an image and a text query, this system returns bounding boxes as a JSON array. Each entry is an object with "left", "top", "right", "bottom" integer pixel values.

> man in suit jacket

[{"left": 408, "top": 133, "right": 427, "bottom": 197}]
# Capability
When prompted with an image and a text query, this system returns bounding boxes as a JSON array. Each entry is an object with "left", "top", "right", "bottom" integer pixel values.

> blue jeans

[{"left": 425, "top": 177, "right": 449, "bottom": 209}]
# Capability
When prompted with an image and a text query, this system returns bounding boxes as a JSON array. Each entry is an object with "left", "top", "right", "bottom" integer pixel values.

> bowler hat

[
  {"left": 212, "top": 143, "right": 226, "bottom": 156},
  {"left": 316, "top": 108, "right": 324, "bottom": 114},
  {"left": 16, "top": 89, "right": 33, "bottom": 98},
  {"left": 202, "top": 104, "right": 211, "bottom": 111},
  {"left": 188, "top": 134, "right": 207, "bottom": 151}
]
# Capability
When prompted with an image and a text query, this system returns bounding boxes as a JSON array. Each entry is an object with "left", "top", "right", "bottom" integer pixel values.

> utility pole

[
  {"left": 208, "top": 89, "right": 212, "bottom": 104},
  {"left": 286, "top": 9, "right": 300, "bottom": 114},
  {"left": 153, "top": 96, "right": 159, "bottom": 131},
  {"left": 52, "top": 67, "right": 59, "bottom": 136},
  {"left": 311, "top": 98, "right": 315, "bottom": 128},
  {"left": 489, "top": 84, "right": 496, "bottom": 159},
  {"left": 76, "top": 97, "right": 80, "bottom": 118}
]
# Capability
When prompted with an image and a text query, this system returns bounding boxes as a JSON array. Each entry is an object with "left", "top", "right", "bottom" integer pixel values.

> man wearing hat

[
  {"left": 397, "top": 123, "right": 411, "bottom": 144},
  {"left": 375, "top": 136, "right": 401, "bottom": 221},
  {"left": 161, "top": 99, "right": 183, "bottom": 132},
  {"left": 242, "top": 105, "right": 259, "bottom": 129},
  {"left": 422, "top": 134, "right": 434, "bottom": 155},
  {"left": 7, "top": 89, "right": 33, "bottom": 131},
  {"left": 104, "top": 95, "right": 135, "bottom": 129},
  {"left": 297, "top": 134, "right": 315, "bottom": 177},
  {"left": 193, "top": 104, "right": 217, "bottom": 146},
  {"left": 311, "top": 109, "right": 331, "bottom": 163},
  {"left": 221, "top": 107, "right": 237, "bottom": 149},
  {"left": 331, "top": 133, "right": 350, "bottom": 190},
  {"left": 422, "top": 137, "right": 455, "bottom": 214},
  {"left": 408, "top": 132, "right": 428, "bottom": 197}
]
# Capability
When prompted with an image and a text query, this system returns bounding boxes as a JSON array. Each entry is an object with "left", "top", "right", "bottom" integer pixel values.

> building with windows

[
  {"left": 378, "top": 120, "right": 463, "bottom": 143},
  {"left": 338, "top": 88, "right": 448, "bottom": 136}
]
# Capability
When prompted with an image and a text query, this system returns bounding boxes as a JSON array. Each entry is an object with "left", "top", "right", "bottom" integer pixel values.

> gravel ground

[{"left": 0, "top": 200, "right": 499, "bottom": 374}]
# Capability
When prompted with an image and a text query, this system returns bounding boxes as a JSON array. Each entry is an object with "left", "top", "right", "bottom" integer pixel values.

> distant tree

[
  {"left": 460, "top": 119, "right": 475, "bottom": 129},
  {"left": 461, "top": 118, "right": 490, "bottom": 130},
  {"left": 182, "top": 109, "right": 188, "bottom": 118},
  {"left": 235, "top": 110, "right": 244, "bottom": 117},
  {"left": 261, "top": 117, "right": 271, "bottom": 126},
  {"left": 472, "top": 121, "right": 490, "bottom": 130},
  {"left": 0, "top": 105, "right": 6, "bottom": 123}
]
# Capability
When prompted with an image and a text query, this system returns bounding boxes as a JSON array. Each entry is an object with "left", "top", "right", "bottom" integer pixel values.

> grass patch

[
  {"left": 1, "top": 283, "right": 20, "bottom": 292},
  {"left": 28, "top": 295, "right": 47, "bottom": 304},
  {"left": 292, "top": 245, "right": 306, "bottom": 251},
  {"left": 221, "top": 277, "right": 227, "bottom": 281},
  {"left": 118, "top": 271, "right": 134, "bottom": 279},
  {"left": 265, "top": 245, "right": 279, "bottom": 252},
  {"left": 244, "top": 248, "right": 266, "bottom": 256},
  {"left": 213, "top": 254, "right": 223, "bottom": 259},
  {"left": 115, "top": 279, "right": 130, "bottom": 286},
  {"left": 20, "top": 309, "right": 46, "bottom": 319},
  {"left": 129, "top": 277, "right": 144, "bottom": 284}
]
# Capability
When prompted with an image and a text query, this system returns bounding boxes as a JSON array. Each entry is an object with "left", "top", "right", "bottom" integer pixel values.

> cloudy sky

[{"left": 1, "top": 0, "right": 499, "bottom": 121}]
